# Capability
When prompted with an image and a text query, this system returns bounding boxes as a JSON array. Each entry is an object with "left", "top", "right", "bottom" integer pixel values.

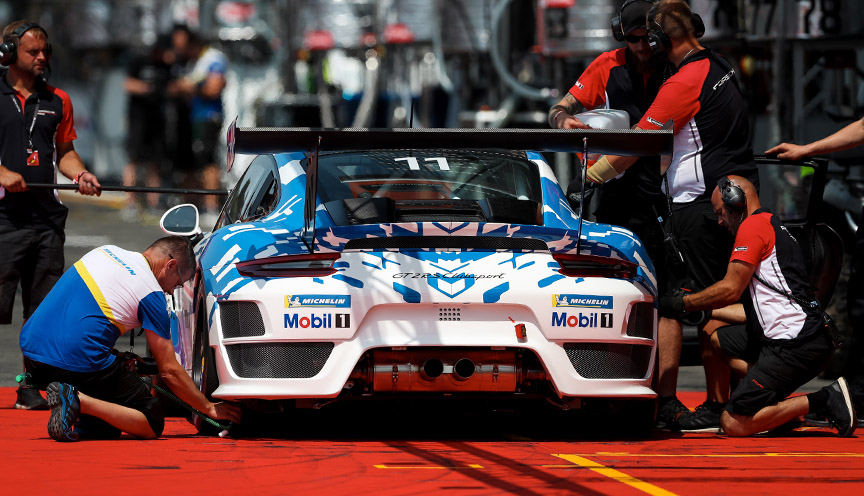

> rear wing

[{"left": 225, "top": 122, "right": 674, "bottom": 252}]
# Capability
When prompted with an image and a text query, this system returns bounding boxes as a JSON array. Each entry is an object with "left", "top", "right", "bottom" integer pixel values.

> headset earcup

[
  {"left": 692, "top": 13, "right": 705, "bottom": 38},
  {"left": 611, "top": 16, "right": 624, "bottom": 42},
  {"left": 0, "top": 41, "right": 15, "bottom": 66},
  {"left": 646, "top": 30, "right": 668, "bottom": 56}
]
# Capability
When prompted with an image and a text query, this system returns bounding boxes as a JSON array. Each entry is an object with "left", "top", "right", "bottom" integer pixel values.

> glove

[
  {"left": 585, "top": 155, "right": 621, "bottom": 184},
  {"left": 658, "top": 295, "right": 685, "bottom": 318}
]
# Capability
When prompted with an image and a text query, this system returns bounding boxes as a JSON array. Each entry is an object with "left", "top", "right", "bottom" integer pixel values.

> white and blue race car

[{"left": 161, "top": 126, "right": 673, "bottom": 433}]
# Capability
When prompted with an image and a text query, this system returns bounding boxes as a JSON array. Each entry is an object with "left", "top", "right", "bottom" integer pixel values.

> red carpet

[{"left": 2, "top": 388, "right": 861, "bottom": 496}]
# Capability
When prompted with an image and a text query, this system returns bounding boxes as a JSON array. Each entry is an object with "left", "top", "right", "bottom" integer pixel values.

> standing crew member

[
  {"left": 0, "top": 20, "right": 102, "bottom": 410},
  {"left": 173, "top": 28, "right": 227, "bottom": 221},
  {"left": 19, "top": 236, "right": 241, "bottom": 441},
  {"left": 660, "top": 176, "right": 856, "bottom": 437},
  {"left": 583, "top": 0, "right": 760, "bottom": 432},
  {"left": 767, "top": 116, "right": 864, "bottom": 428},
  {"left": 548, "top": 0, "right": 689, "bottom": 429}
]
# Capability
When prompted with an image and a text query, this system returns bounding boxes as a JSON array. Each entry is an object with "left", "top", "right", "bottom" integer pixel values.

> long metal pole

[{"left": 24, "top": 183, "right": 229, "bottom": 195}]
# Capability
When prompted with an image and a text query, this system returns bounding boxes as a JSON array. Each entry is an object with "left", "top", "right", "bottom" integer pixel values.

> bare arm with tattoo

[{"left": 548, "top": 93, "right": 590, "bottom": 129}]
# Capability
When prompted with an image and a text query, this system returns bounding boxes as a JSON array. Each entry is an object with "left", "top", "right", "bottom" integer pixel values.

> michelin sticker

[
  {"left": 553, "top": 294, "right": 613, "bottom": 309},
  {"left": 285, "top": 295, "right": 351, "bottom": 308}
]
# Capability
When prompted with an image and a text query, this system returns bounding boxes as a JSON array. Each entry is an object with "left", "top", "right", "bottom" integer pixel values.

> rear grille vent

[
  {"left": 564, "top": 343, "right": 652, "bottom": 379},
  {"left": 438, "top": 307, "right": 461, "bottom": 321},
  {"left": 625, "top": 302, "right": 655, "bottom": 339},
  {"left": 220, "top": 301, "right": 265, "bottom": 338},
  {"left": 226, "top": 343, "right": 334, "bottom": 378},
  {"left": 344, "top": 236, "right": 547, "bottom": 251}
]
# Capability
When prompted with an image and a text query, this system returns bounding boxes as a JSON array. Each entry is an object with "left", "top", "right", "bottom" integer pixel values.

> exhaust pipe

[
  {"left": 421, "top": 359, "right": 444, "bottom": 380},
  {"left": 452, "top": 358, "right": 475, "bottom": 380},
  {"left": 368, "top": 350, "right": 545, "bottom": 392}
]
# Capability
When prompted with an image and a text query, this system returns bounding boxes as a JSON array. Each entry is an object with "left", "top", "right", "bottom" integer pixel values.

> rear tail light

[
  {"left": 552, "top": 253, "right": 638, "bottom": 279},
  {"left": 236, "top": 253, "right": 340, "bottom": 277}
]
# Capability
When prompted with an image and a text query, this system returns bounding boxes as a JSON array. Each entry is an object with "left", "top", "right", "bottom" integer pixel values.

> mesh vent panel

[
  {"left": 564, "top": 343, "right": 652, "bottom": 379},
  {"left": 226, "top": 343, "right": 334, "bottom": 378},
  {"left": 220, "top": 301, "right": 266, "bottom": 338},
  {"left": 625, "top": 302, "right": 655, "bottom": 339}
]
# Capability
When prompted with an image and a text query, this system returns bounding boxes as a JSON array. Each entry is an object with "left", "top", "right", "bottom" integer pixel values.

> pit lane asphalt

[{"left": 0, "top": 192, "right": 831, "bottom": 396}]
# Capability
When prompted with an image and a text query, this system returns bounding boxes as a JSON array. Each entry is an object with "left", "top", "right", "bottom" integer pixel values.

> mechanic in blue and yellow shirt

[{"left": 19, "top": 236, "right": 241, "bottom": 441}]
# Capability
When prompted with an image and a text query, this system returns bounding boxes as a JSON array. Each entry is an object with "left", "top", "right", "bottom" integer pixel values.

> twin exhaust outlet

[{"left": 359, "top": 350, "right": 545, "bottom": 392}]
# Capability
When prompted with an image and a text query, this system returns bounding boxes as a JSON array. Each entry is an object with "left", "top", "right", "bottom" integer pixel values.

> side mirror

[{"left": 160, "top": 204, "right": 202, "bottom": 236}]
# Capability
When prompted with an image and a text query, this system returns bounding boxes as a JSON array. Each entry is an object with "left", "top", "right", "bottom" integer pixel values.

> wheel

[{"left": 191, "top": 299, "right": 221, "bottom": 435}]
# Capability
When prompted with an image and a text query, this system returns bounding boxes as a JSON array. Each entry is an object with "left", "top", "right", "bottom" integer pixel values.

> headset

[
  {"left": 611, "top": 0, "right": 655, "bottom": 42},
  {"left": 0, "top": 22, "right": 51, "bottom": 67},
  {"left": 718, "top": 176, "right": 746, "bottom": 210},
  {"left": 645, "top": 3, "right": 705, "bottom": 56}
]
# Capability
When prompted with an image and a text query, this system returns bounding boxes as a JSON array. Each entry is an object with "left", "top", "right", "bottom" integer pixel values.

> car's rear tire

[{"left": 191, "top": 301, "right": 221, "bottom": 435}]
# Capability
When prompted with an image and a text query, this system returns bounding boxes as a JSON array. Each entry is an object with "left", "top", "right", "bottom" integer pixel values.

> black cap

[{"left": 620, "top": 0, "right": 653, "bottom": 35}]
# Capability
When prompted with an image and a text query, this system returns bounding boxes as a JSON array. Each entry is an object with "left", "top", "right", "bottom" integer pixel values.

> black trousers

[
  {"left": 0, "top": 224, "right": 64, "bottom": 324},
  {"left": 844, "top": 205, "right": 864, "bottom": 410}
]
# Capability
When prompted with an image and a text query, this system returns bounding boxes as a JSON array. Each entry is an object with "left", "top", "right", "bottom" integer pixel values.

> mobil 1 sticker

[{"left": 552, "top": 311, "right": 613, "bottom": 328}]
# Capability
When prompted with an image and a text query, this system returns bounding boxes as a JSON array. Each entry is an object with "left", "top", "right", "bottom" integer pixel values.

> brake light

[
  {"left": 236, "top": 253, "right": 341, "bottom": 277},
  {"left": 552, "top": 253, "right": 638, "bottom": 279}
]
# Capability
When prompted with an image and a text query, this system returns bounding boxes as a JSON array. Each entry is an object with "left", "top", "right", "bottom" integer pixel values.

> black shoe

[
  {"left": 14, "top": 386, "right": 49, "bottom": 410},
  {"left": 805, "top": 409, "right": 864, "bottom": 429},
  {"left": 823, "top": 377, "right": 856, "bottom": 437},
  {"left": 46, "top": 382, "right": 81, "bottom": 442},
  {"left": 678, "top": 400, "right": 725, "bottom": 432},
  {"left": 655, "top": 397, "right": 690, "bottom": 431}
]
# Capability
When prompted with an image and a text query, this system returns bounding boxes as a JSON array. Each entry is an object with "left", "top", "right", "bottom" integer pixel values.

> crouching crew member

[
  {"left": 19, "top": 236, "right": 241, "bottom": 441},
  {"left": 660, "top": 176, "right": 856, "bottom": 437}
]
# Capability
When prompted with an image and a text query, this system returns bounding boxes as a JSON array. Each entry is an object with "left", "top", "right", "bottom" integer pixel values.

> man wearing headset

[
  {"left": 583, "top": 0, "right": 760, "bottom": 431},
  {"left": 659, "top": 175, "right": 856, "bottom": 437},
  {"left": 547, "top": 0, "right": 691, "bottom": 430},
  {"left": 0, "top": 20, "right": 102, "bottom": 410}
]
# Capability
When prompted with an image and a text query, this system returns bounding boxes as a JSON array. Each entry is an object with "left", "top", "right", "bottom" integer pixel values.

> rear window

[{"left": 309, "top": 150, "right": 542, "bottom": 204}]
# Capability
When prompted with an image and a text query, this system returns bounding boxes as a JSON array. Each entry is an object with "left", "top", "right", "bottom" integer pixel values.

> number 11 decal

[{"left": 395, "top": 157, "right": 451, "bottom": 171}]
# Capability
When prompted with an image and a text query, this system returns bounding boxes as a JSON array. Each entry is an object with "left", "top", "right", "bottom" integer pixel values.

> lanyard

[{"left": 9, "top": 94, "right": 39, "bottom": 149}]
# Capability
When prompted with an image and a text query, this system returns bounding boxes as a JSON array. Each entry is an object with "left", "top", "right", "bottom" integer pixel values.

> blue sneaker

[{"left": 46, "top": 382, "right": 81, "bottom": 442}]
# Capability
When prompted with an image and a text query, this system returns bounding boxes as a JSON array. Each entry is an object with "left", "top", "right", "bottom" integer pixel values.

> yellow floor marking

[
  {"left": 374, "top": 464, "right": 484, "bottom": 470},
  {"left": 553, "top": 454, "right": 679, "bottom": 496}
]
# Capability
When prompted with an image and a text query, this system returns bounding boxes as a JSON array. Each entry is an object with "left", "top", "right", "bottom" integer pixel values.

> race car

[{"left": 160, "top": 125, "right": 673, "bottom": 433}]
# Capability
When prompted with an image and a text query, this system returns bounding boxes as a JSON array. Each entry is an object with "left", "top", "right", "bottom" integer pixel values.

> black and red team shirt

[
  {"left": 568, "top": 47, "right": 670, "bottom": 198},
  {"left": 637, "top": 48, "right": 758, "bottom": 204},
  {"left": 0, "top": 70, "right": 77, "bottom": 230},
  {"left": 730, "top": 209, "right": 822, "bottom": 341}
]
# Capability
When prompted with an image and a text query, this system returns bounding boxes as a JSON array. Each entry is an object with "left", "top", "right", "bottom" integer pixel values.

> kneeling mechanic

[
  {"left": 660, "top": 175, "right": 856, "bottom": 437},
  {"left": 19, "top": 236, "right": 241, "bottom": 441}
]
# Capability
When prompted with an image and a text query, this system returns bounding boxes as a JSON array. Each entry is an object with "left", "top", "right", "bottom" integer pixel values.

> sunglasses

[{"left": 625, "top": 33, "right": 649, "bottom": 43}]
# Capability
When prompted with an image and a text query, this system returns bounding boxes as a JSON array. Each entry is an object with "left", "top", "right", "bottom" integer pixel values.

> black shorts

[
  {"left": 0, "top": 224, "right": 64, "bottom": 324},
  {"left": 717, "top": 325, "right": 833, "bottom": 416},
  {"left": 663, "top": 199, "right": 733, "bottom": 296},
  {"left": 191, "top": 120, "right": 222, "bottom": 169},
  {"left": 24, "top": 356, "right": 165, "bottom": 438},
  {"left": 126, "top": 111, "right": 165, "bottom": 163}
]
